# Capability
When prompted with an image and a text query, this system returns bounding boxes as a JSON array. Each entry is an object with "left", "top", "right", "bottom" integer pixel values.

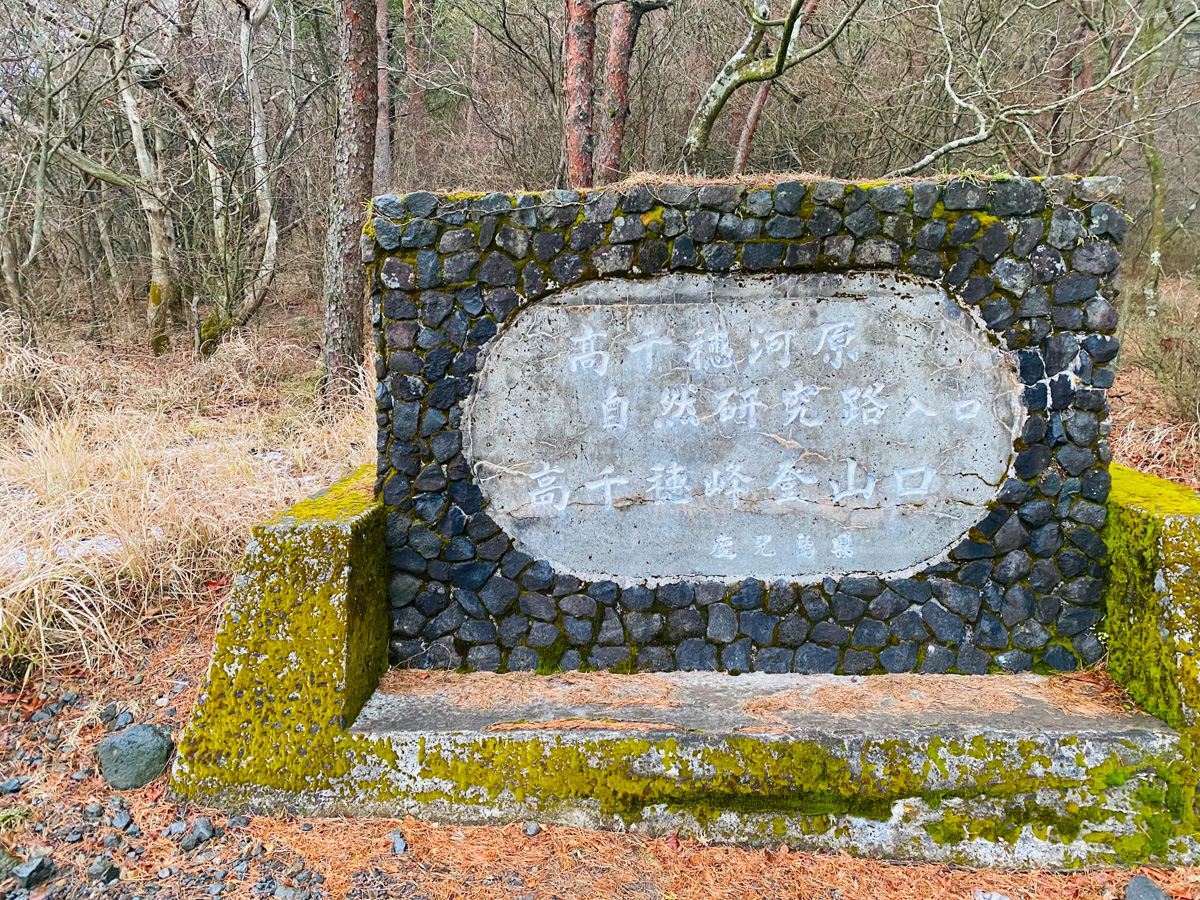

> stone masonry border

[{"left": 364, "top": 175, "right": 1125, "bottom": 676}]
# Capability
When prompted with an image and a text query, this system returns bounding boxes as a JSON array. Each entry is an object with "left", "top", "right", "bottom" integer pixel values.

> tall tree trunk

[
  {"left": 94, "top": 181, "right": 131, "bottom": 308},
  {"left": 232, "top": 0, "right": 280, "bottom": 331},
  {"left": 564, "top": 0, "right": 597, "bottom": 188},
  {"left": 116, "top": 62, "right": 178, "bottom": 354},
  {"left": 373, "top": 0, "right": 391, "bottom": 192},
  {"left": 464, "top": 23, "right": 482, "bottom": 144},
  {"left": 1136, "top": 114, "right": 1166, "bottom": 322},
  {"left": 596, "top": 2, "right": 642, "bottom": 185},
  {"left": 401, "top": 0, "right": 428, "bottom": 172},
  {"left": 731, "top": 81, "right": 770, "bottom": 175},
  {"left": 0, "top": 191, "right": 26, "bottom": 340},
  {"left": 322, "top": 0, "right": 378, "bottom": 400}
]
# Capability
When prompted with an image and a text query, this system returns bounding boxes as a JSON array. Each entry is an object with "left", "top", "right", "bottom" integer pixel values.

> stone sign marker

[
  {"left": 467, "top": 272, "right": 1019, "bottom": 582},
  {"left": 170, "top": 177, "right": 1200, "bottom": 867},
  {"left": 364, "top": 176, "right": 1123, "bottom": 676}
]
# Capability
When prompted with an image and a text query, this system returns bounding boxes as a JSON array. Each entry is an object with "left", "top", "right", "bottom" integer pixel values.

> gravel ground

[{"left": 2, "top": 634, "right": 1196, "bottom": 900}]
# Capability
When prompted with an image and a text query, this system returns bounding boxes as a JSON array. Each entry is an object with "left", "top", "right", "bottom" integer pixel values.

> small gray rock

[
  {"left": 523, "top": 821, "right": 542, "bottom": 836},
  {"left": 13, "top": 856, "right": 54, "bottom": 889},
  {"left": 0, "top": 846, "right": 18, "bottom": 880},
  {"left": 87, "top": 854, "right": 121, "bottom": 884},
  {"left": 96, "top": 723, "right": 174, "bottom": 790},
  {"left": 1125, "top": 875, "right": 1168, "bottom": 900},
  {"left": 389, "top": 828, "right": 408, "bottom": 854}
]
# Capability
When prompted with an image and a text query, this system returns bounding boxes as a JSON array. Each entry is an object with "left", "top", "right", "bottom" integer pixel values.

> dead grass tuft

[
  {"left": 0, "top": 328, "right": 373, "bottom": 675},
  {"left": 1110, "top": 277, "right": 1200, "bottom": 488}
]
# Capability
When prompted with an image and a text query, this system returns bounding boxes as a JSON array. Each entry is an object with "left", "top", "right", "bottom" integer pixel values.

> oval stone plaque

[{"left": 464, "top": 272, "right": 1021, "bottom": 584}]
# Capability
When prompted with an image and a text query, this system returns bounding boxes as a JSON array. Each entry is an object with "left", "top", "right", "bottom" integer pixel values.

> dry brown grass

[
  {"left": 0, "top": 319, "right": 373, "bottom": 675},
  {"left": 1110, "top": 276, "right": 1200, "bottom": 489}
]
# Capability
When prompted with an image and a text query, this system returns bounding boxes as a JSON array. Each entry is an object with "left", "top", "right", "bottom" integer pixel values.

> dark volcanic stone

[
  {"left": 739, "top": 610, "right": 779, "bottom": 644},
  {"left": 974, "top": 611, "right": 1008, "bottom": 649},
  {"left": 589, "top": 646, "right": 630, "bottom": 670},
  {"left": 943, "top": 179, "right": 989, "bottom": 210},
  {"left": 97, "top": 725, "right": 174, "bottom": 790},
  {"left": 832, "top": 592, "right": 867, "bottom": 622},
  {"left": 527, "top": 622, "right": 560, "bottom": 648},
  {"left": 638, "top": 647, "right": 674, "bottom": 672},
  {"left": 996, "top": 649, "right": 1033, "bottom": 673},
  {"left": 810, "top": 621, "right": 850, "bottom": 645},
  {"left": 842, "top": 649, "right": 878, "bottom": 674},
  {"left": 685, "top": 210, "right": 719, "bottom": 243},
  {"left": 676, "top": 638, "right": 718, "bottom": 671},
  {"left": 919, "top": 644, "right": 955, "bottom": 674},
  {"left": 658, "top": 582, "right": 696, "bottom": 609},
  {"left": 793, "top": 643, "right": 840, "bottom": 674},
  {"left": 1057, "top": 603, "right": 1103, "bottom": 637},
  {"left": 1073, "top": 240, "right": 1120, "bottom": 274},
  {"left": 667, "top": 608, "right": 705, "bottom": 641},
  {"left": 498, "top": 615, "right": 529, "bottom": 648},
  {"left": 777, "top": 613, "right": 810, "bottom": 647},
  {"left": 990, "top": 178, "right": 1044, "bottom": 216},
  {"left": 721, "top": 639, "right": 752, "bottom": 673},
  {"left": 506, "top": 646, "right": 539, "bottom": 671},
  {"left": 851, "top": 619, "right": 889, "bottom": 648},
  {"left": 479, "top": 576, "right": 520, "bottom": 615},
  {"left": 753, "top": 647, "right": 794, "bottom": 673},
  {"left": 922, "top": 602, "right": 966, "bottom": 643},
  {"left": 890, "top": 609, "right": 929, "bottom": 641},
  {"left": 957, "top": 644, "right": 991, "bottom": 674},
  {"left": 1042, "top": 644, "right": 1079, "bottom": 672},
  {"left": 624, "top": 612, "right": 664, "bottom": 643},
  {"left": 519, "top": 592, "right": 557, "bottom": 622},
  {"left": 620, "top": 585, "right": 655, "bottom": 611},
  {"left": 730, "top": 580, "right": 764, "bottom": 610},
  {"left": 880, "top": 642, "right": 918, "bottom": 673}
]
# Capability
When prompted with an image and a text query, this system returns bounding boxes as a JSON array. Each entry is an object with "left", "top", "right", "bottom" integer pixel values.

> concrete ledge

[
  {"left": 336, "top": 671, "right": 1196, "bottom": 866},
  {"left": 169, "top": 465, "right": 388, "bottom": 805}
]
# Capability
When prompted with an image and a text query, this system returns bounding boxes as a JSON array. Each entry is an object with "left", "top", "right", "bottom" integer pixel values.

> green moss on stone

[
  {"left": 170, "top": 465, "right": 388, "bottom": 802},
  {"left": 1103, "top": 464, "right": 1200, "bottom": 824}
]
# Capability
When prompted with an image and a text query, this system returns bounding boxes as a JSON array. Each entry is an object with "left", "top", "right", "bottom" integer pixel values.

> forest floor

[{"left": 2, "top": 284, "right": 1200, "bottom": 899}]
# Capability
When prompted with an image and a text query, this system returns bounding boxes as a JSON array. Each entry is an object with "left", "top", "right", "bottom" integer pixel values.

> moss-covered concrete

[
  {"left": 1103, "top": 464, "right": 1200, "bottom": 824},
  {"left": 169, "top": 465, "right": 389, "bottom": 801},
  {"left": 168, "top": 459, "right": 1200, "bottom": 865}
]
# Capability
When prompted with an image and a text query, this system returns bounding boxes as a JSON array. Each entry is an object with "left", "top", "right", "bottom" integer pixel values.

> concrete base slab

[{"left": 336, "top": 672, "right": 1198, "bottom": 867}]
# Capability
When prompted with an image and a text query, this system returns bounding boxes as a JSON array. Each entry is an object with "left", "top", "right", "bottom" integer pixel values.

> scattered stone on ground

[
  {"left": 95, "top": 723, "right": 174, "bottom": 789},
  {"left": 2, "top": 658, "right": 1198, "bottom": 900},
  {"left": 12, "top": 856, "right": 54, "bottom": 889},
  {"left": 1125, "top": 875, "right": 1169, "bottom": 900}
]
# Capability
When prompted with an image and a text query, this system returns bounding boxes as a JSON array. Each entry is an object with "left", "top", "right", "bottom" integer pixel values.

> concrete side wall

[
  {"left": 169, "top": 466, "right": 388, "bottom": 804},
  {"left": 1104, "top": 463, "right": 1200, "bottom": 824},
  {"left": 367, "top": 176, "right": 1124, "bottom": 676}
]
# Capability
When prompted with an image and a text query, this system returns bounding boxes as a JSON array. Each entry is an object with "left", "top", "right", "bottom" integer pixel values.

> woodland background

[{"left": 1, "top": 0, "right": 1200, "bottom": 670}]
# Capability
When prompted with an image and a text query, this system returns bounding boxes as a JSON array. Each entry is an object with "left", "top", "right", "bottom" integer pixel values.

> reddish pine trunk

[
  {"left": 402, "top": 0, "right": 429, "bottom": 171},
  {"left": 373, "top": 0, "right": 391, "bottom": 193},
  {"left": 322, "top": 0, "right": 377, "bottom": 399},
  {"left": 596, "top": 2, "right": 642, "bottom": 185},
  {"left": 731, "top": 82, "right": 770, "bottom": 175},
  {"left": 563, "top": 0, "right": 597, "bottom": 188}
]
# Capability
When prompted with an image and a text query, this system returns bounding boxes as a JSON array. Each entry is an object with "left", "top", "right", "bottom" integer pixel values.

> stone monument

[
  {"left": 371, "top": 177, "right": 1118, "bottom": 676},
  {"left": 171, "top": 176, "right": 1200, "bottom": 867}
]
